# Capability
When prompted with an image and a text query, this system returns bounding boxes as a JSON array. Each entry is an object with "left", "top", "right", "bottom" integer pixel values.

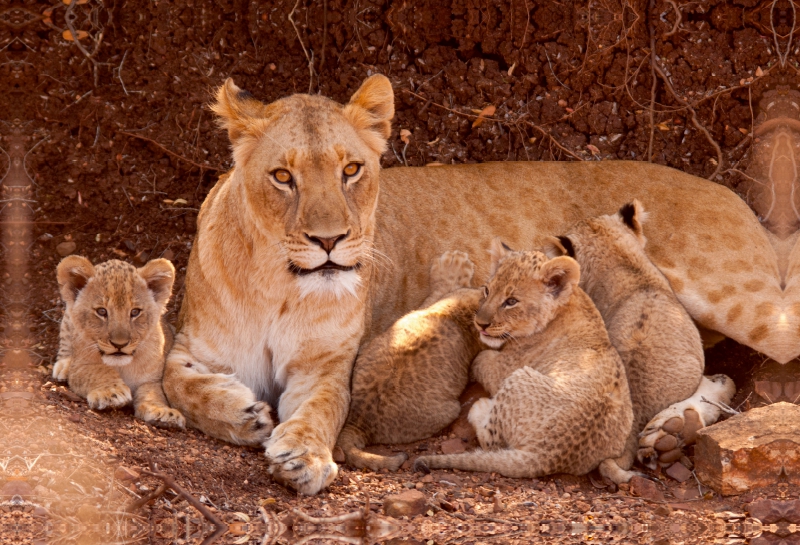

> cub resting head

[{"left": 54, "top": 257, "right": 184, "bottom": 428}]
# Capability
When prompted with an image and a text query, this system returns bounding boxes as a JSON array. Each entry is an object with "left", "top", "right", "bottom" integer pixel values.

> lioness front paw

[
  {"left": 87, "top": 382, "right": 132, "bottom": 410},
  {"left": 430, "top": 250, "right": 474, "bottom": 292},
  {"left": 137, "top": 403, "right": 186, "bottom": 429},
  {"left": 638, "top": 374, "right": 735, "bottom": 468},
  {"left": 52, "top": 358, "right": 71, "bottom": 381},
  {"left": 231, "top": 402, "right": 274, "bottom": 445},
  {"left": 265, "top": 428, "right": 338, "bottom": 495}
]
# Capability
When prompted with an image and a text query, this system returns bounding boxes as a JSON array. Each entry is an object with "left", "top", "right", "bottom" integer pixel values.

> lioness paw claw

[
  {"left": 87, "top": 383, "right": 132, "bottom": 410},
  {"left": 52, "top": 358, "right": 71, "bottom": 382},
  {"left": 265, "top": 436, "right": 337, "bottom": 495},
  {"left": 430, "top": 250, "right": 474, "bottom": 291}
]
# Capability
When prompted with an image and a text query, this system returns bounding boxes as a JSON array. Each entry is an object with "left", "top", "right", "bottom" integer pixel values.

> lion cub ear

[
  {"left": 618, "top": 199, "right": 648, "bottom": 240},
  {"left": 343, "top": 74, "right": 395, "bottom": 154},
  {"left": 542, "top": 236, "right": 575, "bottom": 259},
  {"left": 211, "top": 78, "right": 266, "bottom": 146},
  {"left": 138, "top": 259, "right": 176, "bottom": 309},
  {"left": 540, "top": 256, "right": 580, "bottom": 300},
  {"left": 57, "top": 256, "right": 95, "bottom": 304},
  {"left": 488, "top": 237, "right": 514, "bottom": 275}
]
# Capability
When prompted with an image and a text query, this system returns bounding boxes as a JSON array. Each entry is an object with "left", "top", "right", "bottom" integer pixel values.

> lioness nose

[{"left": 306, "top": 231, "right": 349, "bottom": 254}]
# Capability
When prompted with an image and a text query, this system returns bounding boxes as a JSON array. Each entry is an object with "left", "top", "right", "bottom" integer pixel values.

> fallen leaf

[
  {"left": 472, "top": 105, "right": 496, "bottom": 128},
  {"left": 173, "top": 198, "right": 188, "bottom": 206},
  {"left": 232, "top": 512, "right": 250, "bottom": 522},
  {"left": 657, "top": 122, "right": 670, "bottom": 131},
  {"left": 507, "top": 62, "right": 517, "bottom": 77},
  {"left": 427, "top": 137, "right": 440, "bottom": 145},
  {"left": 400, "top": 129, "right": 412, "bottom": 144},
  {"left": 162, "top": 199, "right": 174, "bottom": 205},
  {"left": 586, "top": 144, "right": 600, "bottom": 156},
  {"left": 62, "top": 30, "right": 89, "bottom": 41},
  {"left": 738, "top": 127, "right": 748, "bottom": 135},
  {"left": 756, "top": 66, "right": 764, "bottom": 77}
]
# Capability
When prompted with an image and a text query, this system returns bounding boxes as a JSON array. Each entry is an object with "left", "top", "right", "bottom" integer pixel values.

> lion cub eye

[
  {"left": 272, "top": 169, "right": 294, "bottom": 188},
  {"left": 503, "top": 298, "right": 518, "bottom": 308},
  {"left": 343, "top": 163, "right": 361, "bottom": 180},
  {"left": 96, "top": 308, "right": 107, "bottom": 317},
  {"left": 130, "top": 308, "right": 142, "bottom": 318}
]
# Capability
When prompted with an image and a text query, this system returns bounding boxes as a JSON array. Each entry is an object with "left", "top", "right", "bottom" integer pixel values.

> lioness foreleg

[
  {"left": 162, "top": 346, "right": 273, "bottom": 445},
  {"left": 265, "top": 359, "right": 351, "bottom": 496}
]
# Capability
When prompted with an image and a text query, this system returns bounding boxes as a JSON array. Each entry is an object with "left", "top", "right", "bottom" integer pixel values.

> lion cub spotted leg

[
  {"left": 337, "top": 250, "right": 483, "bottom": 471},
  {"left": 638, "top": 374, "right": 736, "bottom": 468}
]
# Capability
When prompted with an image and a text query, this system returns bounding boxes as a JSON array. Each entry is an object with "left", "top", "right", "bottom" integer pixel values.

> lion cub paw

[
  {"left": 430, "top": 250, "right": 474, "bottom": 292},
  {"left": 638, "top": 374, "right": 735, "bottom": 468},
  {"left": 137, "top": 403, "right": 186, "bottom": 429},
  {"left": 52, "top": 358, "right": 71, "bottom": 382},
  {"left": 87, "top": 382, "right": 133, "bottom": 410}
]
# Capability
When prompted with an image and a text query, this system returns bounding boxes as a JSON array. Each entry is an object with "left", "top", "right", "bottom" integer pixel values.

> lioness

[{"left": 164, "top": 74, "right": 786, "bottom": 495}]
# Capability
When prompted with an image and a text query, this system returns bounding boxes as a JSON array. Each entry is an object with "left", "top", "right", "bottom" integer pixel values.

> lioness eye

[
  {"left": 503, "top": 298, "right": 518, "bottom": 307},
  {"left": 96, "top": 308, "right": 107, "bottom": 317},
  {"left": 343, "top": 163, "right": 361, "bottom": 178},
  {"left": 272, "top": 169, "right": 293, "bottom": 187},
  {"left": 130, "top": 308, "right": 141, "bottom": 317}
]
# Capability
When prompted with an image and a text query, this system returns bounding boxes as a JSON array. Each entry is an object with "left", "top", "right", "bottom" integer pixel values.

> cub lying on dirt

[
  {"left": 414, "top": 241, "right": 633, "bottom": 478},
  {"left": 337, "top": 251, "right": 484, "bottom": 471},
  {"left": 545, "top": 201, "right": 734, "bottom": 483},
  {"left": 53, "top": 257, "right": 184, "bottom": 428}
]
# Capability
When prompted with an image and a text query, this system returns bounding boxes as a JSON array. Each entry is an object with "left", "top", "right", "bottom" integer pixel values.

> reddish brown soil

[{"left": 2, "top": 0, "right": 794, "bottom": 543}]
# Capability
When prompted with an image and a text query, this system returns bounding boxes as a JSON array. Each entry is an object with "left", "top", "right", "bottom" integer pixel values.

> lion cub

[
  {"left": 53, "top": 257, "right": 185, "bottom": 428},
  {"left": 337, "top": 251, "right": 484, "bottom": 471},
  {"left": 545, "top": 201, "right": 735, "bottom": 483},
  {"left": 414, "top": 241, "right": 633, "bottom": 478}
]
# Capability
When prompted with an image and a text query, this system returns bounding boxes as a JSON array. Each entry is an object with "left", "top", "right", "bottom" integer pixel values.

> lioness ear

[
  {"left": 618, "top": 199, "right": 647, "bottom": 239},
  {"left": 541, "top": 256, "right": 580, "bottom": 299},
  {"left": 343, "top": 74, "right": 395, "bottom": 154},
  {"left": 211, "top": 78, "right": 266, "bottom": 146},
  {"left": 57, "top": 256, "right": 95, "bottom": 304},
  {"left": 543, "top": 236, "right": 575, "bottom": 259},
  {"left": 138, "top": 259, "right": 175, "bottom": 308},
  {"left": 489, "top": 237, "right": 514, "bottom": 276}
]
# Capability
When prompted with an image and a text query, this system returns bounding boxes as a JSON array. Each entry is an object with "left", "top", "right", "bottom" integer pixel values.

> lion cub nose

[
  {"left": 306, "top": 231, "right": 349, "bottom": 254},
  {"left": 109, "top": 336, "right": 130, "bottom": 350},
  {"left": 475, "top": 321, "right": 491, "bottom": 331}
]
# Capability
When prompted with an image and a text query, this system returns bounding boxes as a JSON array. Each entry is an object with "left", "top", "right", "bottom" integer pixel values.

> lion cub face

[
  {"left": 57, "top": 257, "right": 174, "bottom": 367},
  {"left": 474, "top": 239, "right": 581, "bottom": 348},
  {"left": 210, "top": 75, "right": 394, "bottom": 299}
]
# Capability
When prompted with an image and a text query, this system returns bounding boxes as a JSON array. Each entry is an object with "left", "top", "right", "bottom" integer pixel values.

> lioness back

[{"left": 372, "top": 162, "right": 790, "bottom": 362}]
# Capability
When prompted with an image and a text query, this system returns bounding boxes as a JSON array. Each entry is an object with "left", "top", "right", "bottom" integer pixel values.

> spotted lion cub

[
  {"left": 53, "top": 257, "right": 184, "bottom": 428},
  {"left": 337, "top": 251, "right": 484, "bottom": 471},
  {"left": 414, "top": 241, "right": 633, "bottom": 478},
  {"left": 545, "top": 201, "right": 735, "bottom": 483}
]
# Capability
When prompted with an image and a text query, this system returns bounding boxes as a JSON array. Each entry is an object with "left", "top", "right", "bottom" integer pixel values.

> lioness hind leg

[
  {"left": 163, "top": 353, "right": 273, "bottom": 445},
  {"left": 134, "top": 382, "right": 186, "bottom": 429},
  {"left": 638, "top": 374, "right": 735, "bottom": 468},
  {"left": 422, "top": 250, "right": 474, "bottom": 307}
]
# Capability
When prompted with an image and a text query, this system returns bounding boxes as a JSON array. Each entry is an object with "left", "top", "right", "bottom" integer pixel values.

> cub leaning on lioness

[
  {"left": 414, "top": 241, "right": 633, "bottom": 477},
  {"left": 54, "top": 257, "right": 184, "bottom": 428},
  {"left": 545, "top": 201, "right": 735, "bottom": 483},
  {"left": 337, "top": 251, "right": 484, "bottom": 471}
]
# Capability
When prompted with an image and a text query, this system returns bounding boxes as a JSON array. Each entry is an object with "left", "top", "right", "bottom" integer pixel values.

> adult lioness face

[{"left": 212, "top": 75, "right": 394, "bottom": 298}]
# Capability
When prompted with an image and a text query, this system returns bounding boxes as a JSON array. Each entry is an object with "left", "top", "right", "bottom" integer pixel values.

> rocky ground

[{"left": 1, "top": 0, "right": 797, "bottom": 543}]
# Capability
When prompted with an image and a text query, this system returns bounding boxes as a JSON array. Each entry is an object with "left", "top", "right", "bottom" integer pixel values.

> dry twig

[{"left": 117, "top": 131, "right": 223, "bottom": 172}]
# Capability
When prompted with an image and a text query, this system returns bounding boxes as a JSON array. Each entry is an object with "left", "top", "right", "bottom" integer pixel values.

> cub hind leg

[{"left": 421, "top": 250, "right": 474, "bottom": 307}]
